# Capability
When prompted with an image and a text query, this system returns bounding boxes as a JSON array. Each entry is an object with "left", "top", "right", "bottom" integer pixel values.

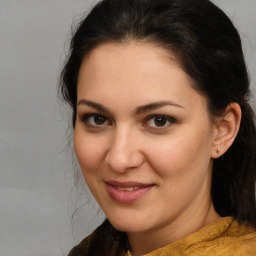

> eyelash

[
  {"left": 79, "top": 113, "right": 111, "bottom": 127},
  {"left": 143, "top": 114, "right": 177, "bottom": 129},
  {"left": 79, "top": 113, "right": 177, "bottom": 129}
]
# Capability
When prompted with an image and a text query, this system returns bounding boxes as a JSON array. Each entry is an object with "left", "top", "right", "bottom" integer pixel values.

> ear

[{"left": 211, "top": 102, "right": 241, "bottom": 159}]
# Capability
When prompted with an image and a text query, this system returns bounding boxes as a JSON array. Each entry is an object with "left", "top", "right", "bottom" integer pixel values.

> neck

[{"left": 127, "top": 200, "right": 220, "bottom": 256}]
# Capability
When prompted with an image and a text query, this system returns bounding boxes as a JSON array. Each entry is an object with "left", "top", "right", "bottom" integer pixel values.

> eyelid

[
  {"left": 142, "top": 114, "right": 177, "bottom": 128},
  {"left": 145, "top": 114, "right": 176, "bottom": 121},
  {"left": 79, "top": 113, "right": 111, "bottom": 126},
  {"left": 144, "top": 114, "right": 176, "bottom": 122},
  {"left": 79, "top": 112, "right": 105, "bottom": 119}
]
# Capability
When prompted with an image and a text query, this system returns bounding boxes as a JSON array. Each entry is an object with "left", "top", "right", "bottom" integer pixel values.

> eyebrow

[
  {"left": 77, "top": 99, "right": 111, "bottom": 115},
  {"left": 135, "top": 101, "right": 185, "bottom": 114},
  {"left": 77, "top": 99, "right": 185, "bottom": 114}
]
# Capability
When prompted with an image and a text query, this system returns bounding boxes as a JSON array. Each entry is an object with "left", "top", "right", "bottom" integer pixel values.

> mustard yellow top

[
  {"left": 68, "top": 217, "right": 256, "bottom": 256},
  {"left": 125, "top": 217, "right": 256, "bottom": 256}
]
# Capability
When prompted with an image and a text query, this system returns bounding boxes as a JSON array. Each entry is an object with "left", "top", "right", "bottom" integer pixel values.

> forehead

[
  {"left": 77, "top": 42, "right": 207, "bottom": 113},
  {"left": 78, "top": 42, "right": 186, "bottom": 89},
  {"left": 80, "top": 41, "right": 179, "bottom": 74}
]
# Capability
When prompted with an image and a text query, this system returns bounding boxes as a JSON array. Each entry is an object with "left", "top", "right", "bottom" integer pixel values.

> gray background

[{"left": 0, "top": 0, "right": 255, "bottom": 255}]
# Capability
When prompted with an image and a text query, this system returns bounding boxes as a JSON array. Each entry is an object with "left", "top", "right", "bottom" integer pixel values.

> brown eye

[
  {"left": 143, "top": 114, "right": 176, "bottom": 129},
  {"left": 154, "top": 116, "right": 167, "bottom": 127},
  {"left": 80, "top": 114, "right": 110, "bottom": 127},
  {"left": 94, "top": 115, "right": 106, "bottom": 125}
]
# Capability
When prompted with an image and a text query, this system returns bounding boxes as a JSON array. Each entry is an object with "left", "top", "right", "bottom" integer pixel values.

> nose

[{"left": 105, "top": 127, "right": 145, "bottom": 173}]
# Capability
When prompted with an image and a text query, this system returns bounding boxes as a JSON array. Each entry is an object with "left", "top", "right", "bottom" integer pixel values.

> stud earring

[{"left": 216, "top": 148, "right": 220, "bottom": 154}]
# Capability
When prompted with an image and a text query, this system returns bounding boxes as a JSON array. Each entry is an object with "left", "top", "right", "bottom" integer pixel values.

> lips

[{"left": 105, "top": 180, "right": 154, "bottom": 203}]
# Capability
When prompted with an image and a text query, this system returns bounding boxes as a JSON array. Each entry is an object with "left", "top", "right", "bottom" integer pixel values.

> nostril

[{"left": 105, "top": 148, "right": 144, "bottom": 173}]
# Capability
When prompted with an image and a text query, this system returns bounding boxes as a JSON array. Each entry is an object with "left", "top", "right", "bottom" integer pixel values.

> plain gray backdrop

[{"left": 0, "top": 1, "right": 255, "bottom": 255}]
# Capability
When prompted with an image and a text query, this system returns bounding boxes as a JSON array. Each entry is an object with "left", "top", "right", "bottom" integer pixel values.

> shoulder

[
  {"left": 187, "top": 217, "right": 256, "bottom": 255},
  {"left": 221, "top": 218, "right": 256, "bottom": 250},
  {"left": 67, "top": 234, "right": 93, "bottom": 256},
  {"left": 67, "top": 220, "right": 127, "bottom": 256},
  {"left": 226, "top": 217, "right": 256, "bottom": 237}
]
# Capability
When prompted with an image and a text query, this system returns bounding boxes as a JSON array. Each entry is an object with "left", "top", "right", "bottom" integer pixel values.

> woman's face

[{"left": 74, "top": 42, "right": 218, "bottom": 238}]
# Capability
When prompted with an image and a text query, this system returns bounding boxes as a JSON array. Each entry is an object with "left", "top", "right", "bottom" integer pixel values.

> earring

[{"left": 216, "top": 148, "right": 220, "bottom": 154}]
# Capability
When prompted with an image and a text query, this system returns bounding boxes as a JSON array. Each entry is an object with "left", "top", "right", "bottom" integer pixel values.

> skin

[{"left": 74, "top": 42, "right": 240, "bottom": 255}]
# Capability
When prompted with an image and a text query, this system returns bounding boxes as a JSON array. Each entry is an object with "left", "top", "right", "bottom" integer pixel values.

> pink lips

[{"left": 106, "top": 180, "right": 154, "bottom": 203}]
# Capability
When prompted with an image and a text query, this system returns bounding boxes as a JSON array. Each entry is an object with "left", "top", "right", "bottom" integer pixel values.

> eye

[
  {"left": 80, "top": 113, "right": 110, "bottom": 127},
  {"left": 143, "top": 115, "right": 176, "bottom": 129}
]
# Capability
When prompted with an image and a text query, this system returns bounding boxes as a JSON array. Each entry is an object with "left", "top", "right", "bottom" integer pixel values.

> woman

[{"left": 60, "top": 0, "right": 256, "bottom": 255}]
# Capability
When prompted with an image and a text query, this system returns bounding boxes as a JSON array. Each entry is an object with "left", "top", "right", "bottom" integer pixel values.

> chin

[{"left": 109, "top": 218, "right": 148, "bottom": 233}]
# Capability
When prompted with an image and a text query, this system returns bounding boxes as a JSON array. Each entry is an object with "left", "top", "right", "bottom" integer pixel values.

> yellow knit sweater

[
  {"left": 68, "top": 217, "right": 256, "bottom": 256},
  {"left": 126, "top": 217, "right": 256, "bottom": 256}
]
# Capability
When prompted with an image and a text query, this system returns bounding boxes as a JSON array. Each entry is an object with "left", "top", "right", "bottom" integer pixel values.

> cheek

[
  {"left": 73, "top": 130, "right": 105, "bottom": 173},
  {"left": 146, "top": 139, "right": 187, "bottom": 178},
  {"left": 146, "top": 128, "right": 212, "bottom": 178}
]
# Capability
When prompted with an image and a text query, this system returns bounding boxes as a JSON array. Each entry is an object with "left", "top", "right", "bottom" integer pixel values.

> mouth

[
  {"left": 105, "top": 180, "right": 154, "bottom": 203},
  {"left": 114, "top": 186, "right": 140, "bottom": 191}
]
